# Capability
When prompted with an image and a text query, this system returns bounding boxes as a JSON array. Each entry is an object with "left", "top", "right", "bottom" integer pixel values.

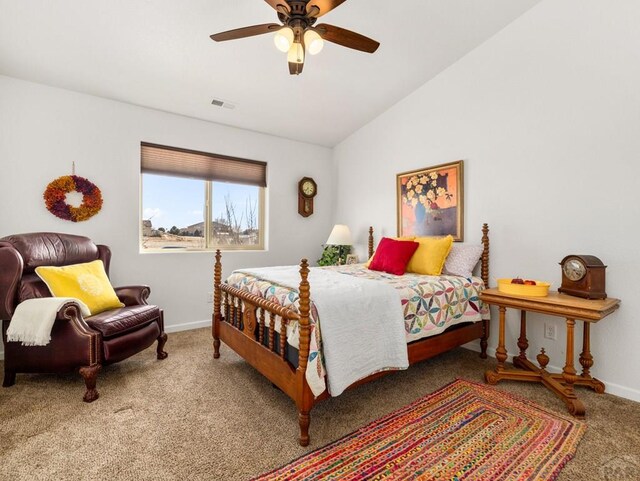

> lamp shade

[
  {"left": 326, "top": 224, "right": 353, "bottom": 245},
  {"left": 287, "top": 42, "right": 305, "bottom": 64},
  {"left": 304, "top": 29, "right": 324, "bottom": 55},
  {"left": 274, "top": 27, "right": 294, "bottom": 53}
]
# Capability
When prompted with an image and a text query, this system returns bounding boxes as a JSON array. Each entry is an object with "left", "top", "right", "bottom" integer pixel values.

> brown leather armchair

[{"left": 0, "top": 232, "right": 168, "bottom": 402}]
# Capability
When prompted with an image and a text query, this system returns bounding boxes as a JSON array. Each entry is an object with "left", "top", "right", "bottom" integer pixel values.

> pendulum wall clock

[{"left": 298, "top": 177, "right": 317, "bottom": 217}]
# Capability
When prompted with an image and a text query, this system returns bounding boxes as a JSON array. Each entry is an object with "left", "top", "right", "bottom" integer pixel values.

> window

[{"left": 140, "top": 143, "right": 266, "bottom": 252}]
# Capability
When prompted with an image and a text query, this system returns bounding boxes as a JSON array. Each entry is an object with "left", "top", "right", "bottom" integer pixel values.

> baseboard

[
  {"left": 165, "top": 319, "right": 211, "bottom": 334},
  {"left": 464, "top": 343, "right": 640, "bottom": 403}
]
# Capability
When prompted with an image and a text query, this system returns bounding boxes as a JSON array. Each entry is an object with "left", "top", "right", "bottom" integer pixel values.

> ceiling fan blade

[
  {"left": 289, "top": 61, "right": 304, "bottom": 75},
  {"left": 314, "top": 24, "right": 380, "bottom": 53},
  {"left": 306, "top": 0, "right": 347, "bottom": 18},
  {"left": 210, "top": 23, "right": 280, "bottom": 42},
  {"left": 264, "top": 0, "right": 290, "bottom": 15}
]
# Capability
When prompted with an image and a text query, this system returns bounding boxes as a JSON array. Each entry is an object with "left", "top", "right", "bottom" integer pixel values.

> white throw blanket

[
  {"left": 237, "top": 266, "right": 409, "bottom": 396},
  {"left": 7, "top": 298, "right": 91, "bottom": 346}
]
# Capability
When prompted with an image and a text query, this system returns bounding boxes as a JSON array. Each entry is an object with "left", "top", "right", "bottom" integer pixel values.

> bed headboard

[
  {"left": 368, "top": 227, "right": 374, "bottom": 260},
  {"left": 480, "top": 223, "right": 489, "bottom": 287},
  {"left": 366, "top": 223, "right": 490, "bottom": 287}
]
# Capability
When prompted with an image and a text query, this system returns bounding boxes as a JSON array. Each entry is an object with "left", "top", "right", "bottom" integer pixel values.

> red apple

[
  {"left": 511, "top": 278, "right": 525, "bottom": 285},
  {"left": 524, "top": 280, "right": 537, "bottom": 286}
]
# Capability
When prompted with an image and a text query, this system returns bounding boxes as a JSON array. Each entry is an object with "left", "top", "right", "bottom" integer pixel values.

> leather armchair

[{"left": 0, "top": 232, "right": 168, "bottom": 402}]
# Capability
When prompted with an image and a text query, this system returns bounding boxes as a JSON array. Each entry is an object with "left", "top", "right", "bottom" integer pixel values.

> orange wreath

[{"left": 43, "top": 175, "right": 103, "bottom": 222}]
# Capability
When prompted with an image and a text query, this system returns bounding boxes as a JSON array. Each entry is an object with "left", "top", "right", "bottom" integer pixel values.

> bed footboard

[{"left": 212, "top": 251, "right": 315, "bottom": 446}]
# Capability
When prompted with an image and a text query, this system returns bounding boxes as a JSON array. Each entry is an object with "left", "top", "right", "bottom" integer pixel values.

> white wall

[
  {"left": 0, "top": 75, "right": 334, "bottom": 335},
  {"left": 333, "top": 0, "right": 640, "bottom": 400}
]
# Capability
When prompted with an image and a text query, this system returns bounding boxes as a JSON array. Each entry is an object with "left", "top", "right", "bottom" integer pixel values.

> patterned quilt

[{"left": 225, "top": 264, "right": 489, "bottom": 396}]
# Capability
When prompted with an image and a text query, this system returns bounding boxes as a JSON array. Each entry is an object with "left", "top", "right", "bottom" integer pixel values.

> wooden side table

[{"left": 480, "top": 288, "right": 620, "bottom": 418}]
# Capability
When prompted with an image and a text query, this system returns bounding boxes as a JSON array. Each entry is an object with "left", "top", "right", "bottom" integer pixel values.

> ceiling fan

[{"left": 210, "top": 0, "right": 380, "bottom": 75}]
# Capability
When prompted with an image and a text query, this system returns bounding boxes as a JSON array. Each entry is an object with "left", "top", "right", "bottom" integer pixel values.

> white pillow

[{"left": 443, "top": 244, "right": 484, "bottom": 278}]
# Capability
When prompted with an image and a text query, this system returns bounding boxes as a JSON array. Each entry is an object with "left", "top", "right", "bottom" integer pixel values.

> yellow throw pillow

[
  {"left": 406, "top": 235, "right": 454, "bottom": 275},
  {"left": 365, "top": 236, "right": 416, "bottom": 268},
  {"left": 35, "top": 260, "right": 124, "bottom": 315}
]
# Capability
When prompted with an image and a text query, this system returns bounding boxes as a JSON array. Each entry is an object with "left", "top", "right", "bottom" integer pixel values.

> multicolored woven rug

[{"left": 253, "top": 379, "right": 585, "bottom": 481}]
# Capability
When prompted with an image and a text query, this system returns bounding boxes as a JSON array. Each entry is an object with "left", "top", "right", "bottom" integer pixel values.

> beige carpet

[{"left": 1, "top": 328, "right": 639, "bottom": 481}]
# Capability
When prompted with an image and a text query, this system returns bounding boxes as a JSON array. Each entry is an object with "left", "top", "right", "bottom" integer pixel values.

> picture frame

[
  {"left": 345, "top": 254, "right": 359, "bottom": 265},
  {"left": 396, "top": 160, "right": 464, "bottom": 241}
]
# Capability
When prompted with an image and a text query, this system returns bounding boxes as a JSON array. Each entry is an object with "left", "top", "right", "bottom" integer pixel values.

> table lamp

[{"left": 325, "top": 224, "right": 353, "bottom": 265}]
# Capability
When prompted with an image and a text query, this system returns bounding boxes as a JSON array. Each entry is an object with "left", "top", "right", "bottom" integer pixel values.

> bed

[{"left": 212, "top": 224, "right": 491, "bottom": 446}]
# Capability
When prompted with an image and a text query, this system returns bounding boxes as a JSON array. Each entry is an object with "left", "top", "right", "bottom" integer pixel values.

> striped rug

[{"left": 253, "top": 379, "right": 585, "bottom": 481}]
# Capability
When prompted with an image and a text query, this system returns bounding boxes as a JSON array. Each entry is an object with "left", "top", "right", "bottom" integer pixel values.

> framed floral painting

[{"left": 396, "top": 160, "right": 464, "bottom": 241}]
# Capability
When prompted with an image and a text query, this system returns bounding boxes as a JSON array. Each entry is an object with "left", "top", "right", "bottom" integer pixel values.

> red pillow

[{"left": 368, "top": 237, "right": 419, "bottom": 275}]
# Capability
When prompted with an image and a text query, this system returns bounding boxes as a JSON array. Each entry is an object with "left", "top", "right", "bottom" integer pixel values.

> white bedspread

[
  {"left": 7, "top": 297, "right": 90, "bottom": 346},
  {"left": 237, "top": 266, "right": 409, "bottom": 396}
]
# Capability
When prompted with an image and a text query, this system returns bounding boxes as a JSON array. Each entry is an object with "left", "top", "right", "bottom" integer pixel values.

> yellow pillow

[
  {"left": 365, "top": 236, "right": 416, "bottom": 268},
  {"left": 406, "top": 235, "right": 454, "bottom": 275},
  {"left": 36, "top": 260, "right": 124, "bottom": 315}
]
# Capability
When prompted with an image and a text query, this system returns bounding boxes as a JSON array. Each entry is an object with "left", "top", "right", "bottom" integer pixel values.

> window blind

[{"left": 141, "top": 142, "right": 267, "bottom": 187}]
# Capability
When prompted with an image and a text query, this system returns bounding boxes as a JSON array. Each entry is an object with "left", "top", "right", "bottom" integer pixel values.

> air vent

[{"left": 211, "top": 98, "right": 236, "bottom": 110}]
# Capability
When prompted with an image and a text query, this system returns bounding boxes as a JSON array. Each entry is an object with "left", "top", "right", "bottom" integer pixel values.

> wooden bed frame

[{"left": 212, "top": 224, "right": 490, "bottom": 446}]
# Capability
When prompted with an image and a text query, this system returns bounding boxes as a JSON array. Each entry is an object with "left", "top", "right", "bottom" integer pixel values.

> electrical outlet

[
  {"left": 544, "top": 323, "right": 557, "bottom": 340},
  {"left": 206, "top": 292, "right": 214, "bottom": 304}
]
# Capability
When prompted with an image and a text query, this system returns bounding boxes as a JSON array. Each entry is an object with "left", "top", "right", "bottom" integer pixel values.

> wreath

[{"left": 43, "top": 175, "right": 103, "bottom": 222}]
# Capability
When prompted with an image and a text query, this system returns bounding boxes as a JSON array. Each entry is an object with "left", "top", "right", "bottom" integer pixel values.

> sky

[{"left": 142, "top": 173, "right": 259, "bottom": 230}]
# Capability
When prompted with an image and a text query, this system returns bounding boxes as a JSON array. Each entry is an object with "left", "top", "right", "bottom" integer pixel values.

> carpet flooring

[{"left": 1, "top": 327, "right": 639, "bottom": 481}]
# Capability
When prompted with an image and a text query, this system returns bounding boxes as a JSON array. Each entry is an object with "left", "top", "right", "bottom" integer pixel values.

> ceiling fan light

[
  {"left": 304, "top": 29, "right": 324, "bottom": 55},
  {"left": 287, "top": 42, "right": 305, "bottom": 64},
  {"left": 274, "top": 27, "right": 294, "bottom": 53}
]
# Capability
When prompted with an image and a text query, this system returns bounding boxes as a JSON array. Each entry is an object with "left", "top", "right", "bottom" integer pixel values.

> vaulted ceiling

[{"left": 0, "top": 0, "right": 539, "bottom": 146}]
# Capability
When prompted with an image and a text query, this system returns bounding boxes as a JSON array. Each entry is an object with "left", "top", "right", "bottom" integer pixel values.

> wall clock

[
  {"left": 558, "top": 255, "right": 607, "bottom": 299},
  {"left": 298, "top": 177, "right": 317, "bottom": 217}
]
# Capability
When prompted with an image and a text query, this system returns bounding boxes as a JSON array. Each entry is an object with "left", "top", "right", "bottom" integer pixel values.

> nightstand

[{"left": 481, "top": 288, "right": 620, "bottom": 418}]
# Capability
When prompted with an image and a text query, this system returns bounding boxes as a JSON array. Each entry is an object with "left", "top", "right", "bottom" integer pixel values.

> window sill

[{"left": 139, "top": 247, "right": 267, "bottom": 254}]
